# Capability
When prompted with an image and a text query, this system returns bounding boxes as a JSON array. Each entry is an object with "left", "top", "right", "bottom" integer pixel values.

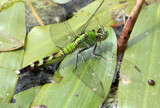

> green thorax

[
  {"left": 76, "top": 28, "right": 108, "bottom": 48},
  {"left": 77, "top": 31, "right": 97, "bottom": 48}
]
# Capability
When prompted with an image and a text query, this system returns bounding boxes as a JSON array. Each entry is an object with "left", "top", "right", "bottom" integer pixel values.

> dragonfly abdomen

[
  {"left": 16, "top": 52, "right": 58, "bottom": 74},
  {"left": 61, "top": 42, "right": 77, "bottom": 54},
  {"left": 16, "top": 42, "right": 77, "bottom": 74}
]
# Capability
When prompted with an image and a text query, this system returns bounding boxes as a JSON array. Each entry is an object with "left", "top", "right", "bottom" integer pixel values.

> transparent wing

[
  {"left": 103, "top": 51, "right": 142, "bottom": 83},
  {"left": 50, "top": 22, "right": 76, "bottom": 47},
  {"left": 77, "top": 0, "right": 104, "bottom": 34},
  {"left": 50, "top": 0, "right": 104, "bottom": 47},
  {"left": 118, "top": 59, "right": 142, "bottom": 84},
  {"left": 94, "top": 42, "right": 142, "bottom": 84},
  {"left": 73, "top": 52, "right": 105, "bottom": 98},
  {"left": 50, "top": 6, "right": 77, "bottom": 47},
  {"left": 72, "top": 38, "right": 141, "bottom": 97}
]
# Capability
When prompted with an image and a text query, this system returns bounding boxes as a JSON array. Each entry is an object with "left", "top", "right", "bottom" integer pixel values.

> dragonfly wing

[
  {"left": 50, "top": 5, "right": 76, "bottom": 48},
  {"left": 50, "top": 0, "right": 104, "bottom": 47},
  {"left": 50, "top": 22, "right": 76, "bottom": 48},
  {"left": 94, "top": 42, "right": 142, "bottom": 84},
  {"left": 119, "top": 59, "right": 142, "bottom": 83},
  {"left": 73, "top": 52, "right": 105, "bottom": 98},
  {"left": 76, "top": 0, "right": 104, "bottom": 34},
  {"left": 103, "top": 50, "right": 142, "bottom": 83}
]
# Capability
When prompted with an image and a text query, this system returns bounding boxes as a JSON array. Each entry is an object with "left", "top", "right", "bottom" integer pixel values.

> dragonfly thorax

[{"left": 96, "top": 28, "right": 108, "bottom": 42}]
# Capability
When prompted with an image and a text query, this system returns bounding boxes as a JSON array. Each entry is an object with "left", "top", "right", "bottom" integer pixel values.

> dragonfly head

[{"left": 96, "top": 28, "right": 108, "bottom": 41}]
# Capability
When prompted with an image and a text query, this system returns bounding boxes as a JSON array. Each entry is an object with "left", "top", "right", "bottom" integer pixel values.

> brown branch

[{"left": 117, "top": 0, "right": 145, "bottom": 55}]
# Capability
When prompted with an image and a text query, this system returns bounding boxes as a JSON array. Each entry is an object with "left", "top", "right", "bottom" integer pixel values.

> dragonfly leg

[
  {"left": 73, "top": 46, "right": 91, "bottom": 72},
  {"left": 93, "top": 43, "right": 105, "bottom": 59}
]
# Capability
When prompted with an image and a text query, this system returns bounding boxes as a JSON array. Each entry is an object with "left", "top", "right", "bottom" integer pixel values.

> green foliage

[{"left": 0, "top": 0, "right": 160, "bottom": 108}]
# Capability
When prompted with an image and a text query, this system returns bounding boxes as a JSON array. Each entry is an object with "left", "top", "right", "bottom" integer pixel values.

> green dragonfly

[{"left": 16, "top": 0, "right": 141, "bottom": 98}]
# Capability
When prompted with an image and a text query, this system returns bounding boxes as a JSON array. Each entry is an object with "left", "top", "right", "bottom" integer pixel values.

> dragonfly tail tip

[{"left": 16, "top": 70, "right": 20, "bottom": 75}]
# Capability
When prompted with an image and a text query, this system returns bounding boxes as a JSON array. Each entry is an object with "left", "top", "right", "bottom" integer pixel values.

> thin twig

[{"left": 25, "top": 0, "right": 44, "bottom": 26}]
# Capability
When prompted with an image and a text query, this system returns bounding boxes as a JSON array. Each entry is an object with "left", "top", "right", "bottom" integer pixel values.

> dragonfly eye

[{"left": 97, "top": 28, "right": 102, "bottom": 33}]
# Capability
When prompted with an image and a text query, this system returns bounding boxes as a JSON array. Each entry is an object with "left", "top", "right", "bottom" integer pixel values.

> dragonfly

[{"left": 16, "top": 0, "right": 141, "bottom": 98}]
